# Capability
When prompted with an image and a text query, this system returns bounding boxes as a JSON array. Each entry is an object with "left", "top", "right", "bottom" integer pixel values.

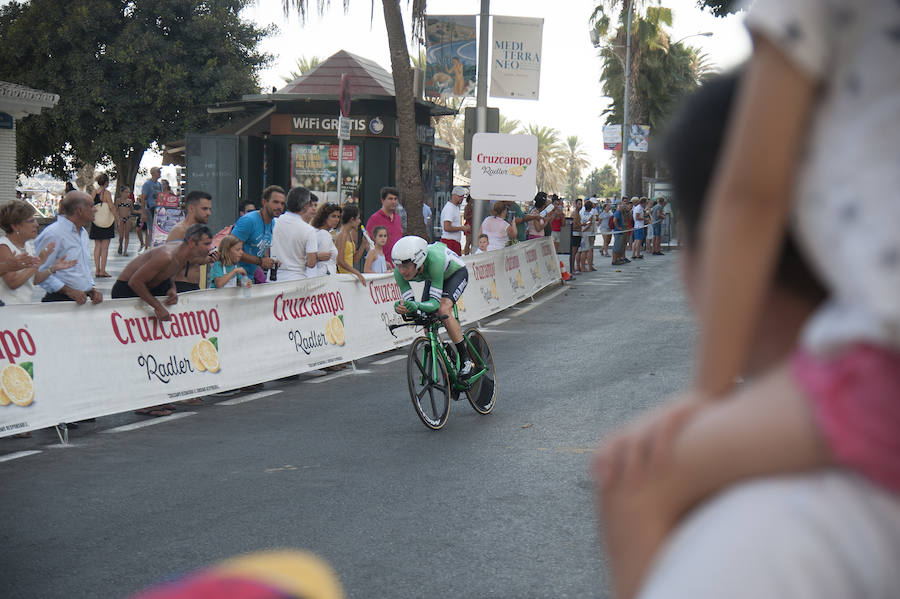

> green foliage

[
  {"left": 697, "top": 0, "right": 742, "bottom": 17},
  {"left": 563, "top": 136, "right": 590, "bottom": 201},
  {"left": 583, "top": 164, "right": 620, "bottom": 198},
  {"left": 0, "top": 0, "right": 271, "bottom": 187},
  {"left": 522, "top": 124, "right": 565, "bottom": 194},
  {"left": 283, "top": 55, "right": 323, "bottom": 83}
]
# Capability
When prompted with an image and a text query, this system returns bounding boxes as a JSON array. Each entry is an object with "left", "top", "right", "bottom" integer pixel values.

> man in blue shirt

[
  {"left": 35, "top": 192, "right": 103, "bottom": 304},
  {"left": 231, "top": 185, "right": 286, "bottom": 278},
  {"left": 140, "top": 167, "right": 162, "bottom": 246}
]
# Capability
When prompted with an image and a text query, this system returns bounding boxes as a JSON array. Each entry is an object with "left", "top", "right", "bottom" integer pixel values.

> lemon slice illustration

[
  {"left": 190, "top": 343, "right": 207, "bottom": 372},
  {"left": 516, "top": 271, "right": 524, "bottom": 287},
  {"left": 327, "top": 316, "right": 345, "bottom": 346},
  {"left": 536, "top": 263, "right": 541, "bottom": 278},
  {"left": 0, "top": 388, "right": 10, "bottom": 406},
  {"left": 1, "top": 363, "right": 34, "bottom": 407},
  {"left": 195, "top": 339, "right": 220, "bottom": 373},
  {"left": 456, "top": 297, "right": 466, "bottom": 312},
  {"left": 490, "top": 279, "right": 499, "bottom": 299}
]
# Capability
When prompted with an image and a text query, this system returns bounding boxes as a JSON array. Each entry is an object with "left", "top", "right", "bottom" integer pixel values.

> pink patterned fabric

[{"left": 792, "top": 344, "right": 900, "bottom": 493}]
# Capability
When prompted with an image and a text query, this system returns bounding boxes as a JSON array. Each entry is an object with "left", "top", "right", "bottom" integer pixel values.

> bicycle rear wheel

[
  {"left": 407, "top": 336, "right": 451, "bottom": 430},
  {"left": 463, "top": 329, "right": 497, "bottom": 415}
]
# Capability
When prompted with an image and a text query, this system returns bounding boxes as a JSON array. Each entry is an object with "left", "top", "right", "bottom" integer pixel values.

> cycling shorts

[{"left": 422, "top": 267, "right": 469, "bottom": 305}]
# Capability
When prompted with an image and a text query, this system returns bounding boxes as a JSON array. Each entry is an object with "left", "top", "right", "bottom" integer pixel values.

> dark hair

[
  {"left": 0, "top": 199, "right": 37, "bottom": 233},
  {"left": 184, "top": 223, "right": 212, "bottom": 242},
  {"left": 95, "top": 172, "right": 109, "bottom": 186},
  {"left": 184, "top": 190, "right": 211, "bottom": 210},
  {"left": 381, "top": 186, "right": 399, "bottom": 201},
  {"left": 261, "top": 185, "right": 285, "bottom": 201},
  {"left": 311, "top": 202, "right": 341, "bottom": 229},
  {"left": 533, "top": 192, "right": 548, "bottom": 210},
  {"left": 372, "top": 225, "right": 388, "bottom": 238},
  {"left": 341, "top": 203, "right": 359, "bottom": 224},
  {"left": 64, "top": 181, "right": 76, "bottom": 193},
  {"left": 239, "top": 200, "right": 255, "bottom": 213},
  {"left": 285, "top": 186, "right": 311, "bottom": 213},
  {"left": 660, "top": 71, "right": 826, "bottom": 303},
  {"left": 584, "top": 200, "right": 594, "bottom": 210}
]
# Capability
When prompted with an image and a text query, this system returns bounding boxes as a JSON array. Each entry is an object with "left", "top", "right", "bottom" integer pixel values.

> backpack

[{"left": 608, "top": 215, "right": 616, "bottom": 229}]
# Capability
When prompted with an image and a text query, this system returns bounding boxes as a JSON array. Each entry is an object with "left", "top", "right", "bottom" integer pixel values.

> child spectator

[
  {"left": 309, "top": 203, "right": 341, "bottom": 277},
  {"left": 474, "top": 234, "right": 489, "bottom": 254},
  {"left": 596, "top": 0, "right": 900, "bottom": 592},
  {"left": 363, "top": 226, "right": 390, "bottom": 274},
  {"left": 209, "top": 235, "right": 248, "bottom": 289}
]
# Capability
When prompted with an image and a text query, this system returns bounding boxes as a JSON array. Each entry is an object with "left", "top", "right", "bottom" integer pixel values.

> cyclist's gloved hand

[{"left": 393, "top": 300, "right": 419, "bottom": 314}]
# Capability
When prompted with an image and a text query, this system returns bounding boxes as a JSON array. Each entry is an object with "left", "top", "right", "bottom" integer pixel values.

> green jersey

[{"left": 393, "top": 242, "right": 465, "bottom": 312}]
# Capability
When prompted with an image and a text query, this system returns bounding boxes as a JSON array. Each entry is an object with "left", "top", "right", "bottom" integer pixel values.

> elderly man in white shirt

[
  {"left": 35, "top": 192, "right": 102, "bottom": 304},
  {"left": 270, "top": 186, "right": 320, "bottom": 282}
]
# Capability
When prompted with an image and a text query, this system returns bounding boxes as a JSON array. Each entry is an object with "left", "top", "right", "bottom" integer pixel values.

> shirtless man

[
  {"left": 166, "top": 190, "right": 214, "bottom": 292},
  {"left": 112, "top": 224, "right": 213, "bottom": 321}
]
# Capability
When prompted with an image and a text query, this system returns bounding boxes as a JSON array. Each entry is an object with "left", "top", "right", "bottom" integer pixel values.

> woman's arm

[
  {"left": 0, "top": 245, "right": 36, "bottom": 290},
  {"left": 694, "top": 35, "right": 818, "bottom": 397}
]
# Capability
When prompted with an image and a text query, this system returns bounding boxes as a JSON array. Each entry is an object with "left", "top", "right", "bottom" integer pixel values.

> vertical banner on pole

[
  {"left": 425, "top": 15, "right": 477, "bottom": 99},
  {"left": 490, "top": 16, "right": 544, "bottom": 100}
]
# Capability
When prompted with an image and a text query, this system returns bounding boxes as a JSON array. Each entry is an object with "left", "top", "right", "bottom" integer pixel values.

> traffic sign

[{"left": 338, "top": 116, "right": 351, "bottom": 140}]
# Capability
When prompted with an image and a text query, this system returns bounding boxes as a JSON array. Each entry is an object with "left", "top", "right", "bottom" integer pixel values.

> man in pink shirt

[{"left": 365, "top": 186, "right": 403, "bottom": 267}]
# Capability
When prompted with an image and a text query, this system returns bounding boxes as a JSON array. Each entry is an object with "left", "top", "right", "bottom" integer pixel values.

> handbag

[{"left": 93, "top": 200, "right": 115, "bottom": 228}]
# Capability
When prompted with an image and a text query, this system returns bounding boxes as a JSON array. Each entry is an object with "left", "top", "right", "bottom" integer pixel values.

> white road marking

[
  {"left": 217, "top": 390, "right": 283, "bottom": 406},
  {"left": 0, "top": 450, "right": 42, "bottom": 462},
  {"left": 490, "top": 317, "right": 509, "bottom": 326},
  {"left": 515, "top": 286, "right": 567, "bottom": 315},
  {"left": 306, "top": 369, "right": 371, "bottom": 384},
  {"left": 372, "top": 354, "right": 406, "bottom": 365},
  {"left": 101, "top": 411, "right": 196, "bottom": 433}
]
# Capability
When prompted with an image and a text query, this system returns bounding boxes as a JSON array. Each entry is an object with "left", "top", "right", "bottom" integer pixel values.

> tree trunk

[
  {"left": 113, "top": 145, "right": 145, "bottom": 200},
  {"left": 382, "top": 0, "right": 426, "bottom": 239}
]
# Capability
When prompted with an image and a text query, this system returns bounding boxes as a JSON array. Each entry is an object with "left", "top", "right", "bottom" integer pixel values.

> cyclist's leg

[{"left": 439, "top": 268, "right": 473, "bottom": 374}]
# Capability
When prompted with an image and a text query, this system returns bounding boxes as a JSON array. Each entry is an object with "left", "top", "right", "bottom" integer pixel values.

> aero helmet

[{"left": 391, "top": 236, "right": 428, "bottom": 268}]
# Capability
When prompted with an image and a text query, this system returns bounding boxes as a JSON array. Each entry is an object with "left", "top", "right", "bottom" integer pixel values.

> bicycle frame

[{"left": 390, "top": 305, "right": 487, "bottom": 391}]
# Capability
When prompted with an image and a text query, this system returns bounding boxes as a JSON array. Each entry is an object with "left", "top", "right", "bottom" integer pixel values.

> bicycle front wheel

[
  {"left": 407, "top": 336, "right": 452, "bottom": 430},
  {"left": 464, "top": 329, "right": 497, "bottom": 415}
]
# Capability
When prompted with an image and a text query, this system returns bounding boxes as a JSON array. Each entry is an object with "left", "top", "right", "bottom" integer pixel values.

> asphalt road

[{"left": 0, "top": 249, "right": 695, "bottom": 599}]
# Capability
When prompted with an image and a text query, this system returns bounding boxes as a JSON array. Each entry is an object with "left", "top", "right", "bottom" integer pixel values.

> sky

[
  {"left": 7, "top": 0, "right": 752, "bottom": 184},
  {"left": 241, "top": 0, "right": 752, "bottom": 171}
]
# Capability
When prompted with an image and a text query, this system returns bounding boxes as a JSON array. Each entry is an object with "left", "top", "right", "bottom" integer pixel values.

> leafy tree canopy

[
  {"left": 0, "top": 0, "right": 271, "bottom": 189},
  {"left": 697, "top": 0, "right": 742, "bottom": 17}
]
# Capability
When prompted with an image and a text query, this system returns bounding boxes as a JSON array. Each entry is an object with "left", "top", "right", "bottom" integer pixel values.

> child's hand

[{"left": 594, "top": 395, "right": 705, "bottom": 488}]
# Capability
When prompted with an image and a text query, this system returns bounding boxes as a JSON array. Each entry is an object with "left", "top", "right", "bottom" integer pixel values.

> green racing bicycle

[{"left": 389, "top": 305, "right": 498, "bottom": 430}]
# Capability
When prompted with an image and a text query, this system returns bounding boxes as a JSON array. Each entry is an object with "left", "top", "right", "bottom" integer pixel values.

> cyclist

[{"left": 391, "top": 236, "right": 475, "bottom": 379}]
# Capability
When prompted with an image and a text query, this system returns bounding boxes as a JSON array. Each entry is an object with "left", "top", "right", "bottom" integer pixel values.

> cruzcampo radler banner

[{"left": 470, "top": 133, "right": 538, "bottom": 203}]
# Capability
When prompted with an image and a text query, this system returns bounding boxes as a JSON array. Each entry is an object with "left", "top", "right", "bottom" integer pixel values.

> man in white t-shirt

[
  {"left": 270, "top": 186, "right": 321, "bottom": 281},
  {"left": 631, "top": 197, "right": 646, "bottom": 259},
  {"left": 440, "top": 186, "right": 469, "bottom": 256}
]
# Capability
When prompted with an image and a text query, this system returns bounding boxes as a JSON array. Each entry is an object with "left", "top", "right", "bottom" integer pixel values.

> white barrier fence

[{"left": 0, "top": 239, "right": 561, "bottom": 437}]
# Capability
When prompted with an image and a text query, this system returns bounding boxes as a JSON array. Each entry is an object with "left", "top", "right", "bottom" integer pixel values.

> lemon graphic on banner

[
  {"left": 456, "top": 297, "right": 466, "bottom": 312},
  {"left": 516, "top": 270, "right": 524, "bottom": 288},
  {"left": 1, "top": 363, "right": 34, "bottom": 407},
  {"left": 490, "top": 279, "right": 499, "bottom": 300},
  {"left": 190, "top": 343, "right": 207, "bottom": 372},
  {"left": 325, "top": 316, "right": 345, "bottom": 346},
  {"left": 194, "top": 339, "right": 219, "bottom": 373},
  {"left": 536, "top": 262, "right": 541, "bottom": 278}
]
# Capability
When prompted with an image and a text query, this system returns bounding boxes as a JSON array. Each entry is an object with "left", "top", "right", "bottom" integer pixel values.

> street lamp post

[{"left": 620, "top": 0, "right": 633, "bottom": 200}]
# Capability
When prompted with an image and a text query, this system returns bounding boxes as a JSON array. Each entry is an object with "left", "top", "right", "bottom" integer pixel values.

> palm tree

[
  {"left": 282, "top": 0, "right": 429, "bottom": 238},
  {"left": 523, "top": 123, "right": 565, "bottom": 194},
  {"left": 563, "top": 135, "right": 590, "bottom": 200},
  {"left": 498, "top": 115, "right": 520, "bottom": 135},
  {"left": 591, "top": 4, "right": 712, "bottom": 195},
  {"left": 282, "top": 55, "right": 322, "bottom": 83}
]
